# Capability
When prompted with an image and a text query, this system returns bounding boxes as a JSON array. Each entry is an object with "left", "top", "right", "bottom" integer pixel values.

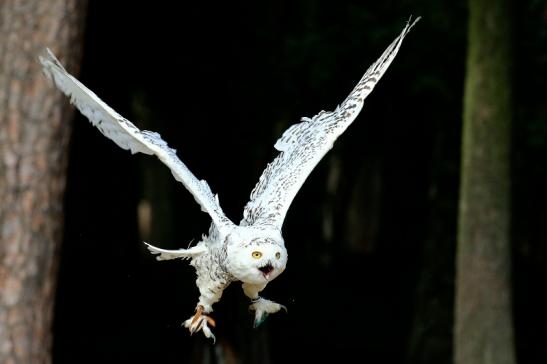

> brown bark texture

[
  {"left": 0, "top": 1, "right": 86, "bottom": 363},
  {"left": 455, "top": 0, "right": 515, "bottom": 363}
]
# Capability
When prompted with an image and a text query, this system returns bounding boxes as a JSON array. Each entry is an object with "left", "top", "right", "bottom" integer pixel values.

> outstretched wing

[
  {"left": 242, "top": 18, "right": 419, "bottom": 229},
  {"left": 40, "top": 49, "right": 235, "bottom": 237}
]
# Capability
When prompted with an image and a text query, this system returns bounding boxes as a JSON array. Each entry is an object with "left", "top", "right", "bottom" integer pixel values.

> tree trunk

[
  {"left": 0, "top": 1, "right": 86, "bottom": 362},
  {"left": 454, "top": 0, "right": 515, "bottom": 363}
]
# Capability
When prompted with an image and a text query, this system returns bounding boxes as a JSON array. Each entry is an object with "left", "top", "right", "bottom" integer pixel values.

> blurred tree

[
  {"left": 0, "top": 1, "right": 86, "bottom": 362},
  {"left": 454, "top": 0, "right": 515, "bottom": 363}
]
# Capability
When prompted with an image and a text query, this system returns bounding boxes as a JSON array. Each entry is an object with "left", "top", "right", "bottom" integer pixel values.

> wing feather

[
  {"left": 242, "top": 18, "right": 419, "bottom": 229},
  {"left": 40, "top": 49, "right": 234, "bottom": 236},
  {"left": 144, "top": 242, "right": 207, "bottom": 261}
]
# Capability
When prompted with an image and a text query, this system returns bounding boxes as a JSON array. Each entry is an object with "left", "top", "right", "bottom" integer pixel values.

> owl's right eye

[{"left": 252, "top": 251, "right": 262, "bottom": 259}]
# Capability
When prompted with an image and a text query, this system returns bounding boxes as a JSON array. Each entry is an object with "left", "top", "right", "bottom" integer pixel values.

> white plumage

[{"left": 40, "top": 17, "right": 419, "bottom": 342}]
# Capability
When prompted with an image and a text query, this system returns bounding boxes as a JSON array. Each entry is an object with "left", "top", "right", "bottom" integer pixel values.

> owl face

[{"left": 227, "top": 239, "right": 288, "bottom": 285}]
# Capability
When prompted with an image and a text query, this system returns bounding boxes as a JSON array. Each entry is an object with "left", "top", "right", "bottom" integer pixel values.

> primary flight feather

[{"left": 40, "top": 17, "right": 419, "bottom": 342}]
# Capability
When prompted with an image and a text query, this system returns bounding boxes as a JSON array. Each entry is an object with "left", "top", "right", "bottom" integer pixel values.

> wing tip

[
  {"left": 38, "top": 47, "right": 71, "bottom": 86},
  {"left": 38, "top": 48, "right": 63, "bottom": 70},
  {"left": 405, "top": 15, "right": 421, "bottom": 33}
]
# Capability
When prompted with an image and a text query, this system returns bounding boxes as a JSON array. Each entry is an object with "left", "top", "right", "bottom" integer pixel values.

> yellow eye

[
  {"left": 252, "top": 251, "right": 262, "bottom": 259},
  {"left": 275, "top": 252, "right": 281, "bottom": 260}
]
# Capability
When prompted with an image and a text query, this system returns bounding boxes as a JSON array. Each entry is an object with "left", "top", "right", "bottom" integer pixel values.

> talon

[
  {"left": 205, "top": 315, "right": 216, "bottom": 327},
  {"left": 249, "top": 298, "right": 286, "bottom": 328},
  {"left": 254, "top": 312, "right": 269, "bottom": 328},
  {"left": 191, "top": 319, "right": 204, "bottom": 334},
  {"left": 183, "top": 305, "right": 216, "bottom": 342},
  {"left": 202, "top": 324, "right": 216, "bottom": 344},
  {"left": 191, "top": 306, "right": 204, "bottom": 325}
]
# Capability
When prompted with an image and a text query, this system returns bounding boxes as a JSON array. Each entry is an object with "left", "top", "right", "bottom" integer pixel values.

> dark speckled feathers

[
  {"left": 39, "top": 49, "right": 235, "bottom": 239},
  {"left": 241, "top": 17, "right": 419, "bottom": 229},
  {"left": 39, "top": 17, "right": 418, "bottom": 244}
]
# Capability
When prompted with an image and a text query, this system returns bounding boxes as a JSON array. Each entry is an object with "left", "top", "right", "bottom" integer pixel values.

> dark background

[{"left": 51, "top": 1, "right": 547, "bottom": 363}]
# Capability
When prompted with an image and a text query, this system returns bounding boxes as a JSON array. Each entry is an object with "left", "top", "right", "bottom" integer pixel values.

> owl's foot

[
  {"left": 249, "top": 297, "right": 287, "bottom": 328},
  {"left": 183, "top": 305, "right": 216, "bottom": 343}
]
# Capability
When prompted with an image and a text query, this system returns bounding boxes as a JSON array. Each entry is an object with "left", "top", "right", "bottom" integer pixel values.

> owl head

[{"left": 226, "top": 233, "right": 288, "bottom": 285}]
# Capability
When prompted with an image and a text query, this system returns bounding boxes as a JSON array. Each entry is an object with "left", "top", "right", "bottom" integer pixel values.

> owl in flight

[{"left": 41, "top": 18, "right": 418, "bottom": 342}]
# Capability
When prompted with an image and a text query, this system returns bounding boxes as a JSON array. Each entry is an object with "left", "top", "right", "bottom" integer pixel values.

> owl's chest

[{"left": 191, "top": 248, "right": 235, "bottom": 283}]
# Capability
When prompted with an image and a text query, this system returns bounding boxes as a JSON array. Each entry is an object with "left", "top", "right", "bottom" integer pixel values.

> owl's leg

[
  {"left": 242, "top": 282, "right": 286, "bottom": 328},
  {"left": 183, "top": 277, "right": 230, "bottom": 343}
]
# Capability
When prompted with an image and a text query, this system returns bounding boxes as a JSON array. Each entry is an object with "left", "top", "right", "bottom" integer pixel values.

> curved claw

[
  {"left": 249, "top": 298, "right": 286, "bottom": 328},
  {"left": 254, "top": 312, "right": 269, "bottom": 328},
  {"left": 202, "top": 323, "right": 216, "bottom": 343},
  {"left": 183, "top": 306, "right": 216, "bottom": 343}
]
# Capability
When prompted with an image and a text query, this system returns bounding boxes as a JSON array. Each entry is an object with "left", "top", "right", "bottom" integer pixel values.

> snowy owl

[{"left": 40, "top": 18, "right": 418, "bottom": 342}]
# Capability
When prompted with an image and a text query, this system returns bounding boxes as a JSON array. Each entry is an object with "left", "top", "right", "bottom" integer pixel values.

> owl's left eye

[
  {"left": 252, "top": 251, "right": 262, "bottom": 259},
  {"left": 275, "top": 252, "right": 281, "bottom": 259}
]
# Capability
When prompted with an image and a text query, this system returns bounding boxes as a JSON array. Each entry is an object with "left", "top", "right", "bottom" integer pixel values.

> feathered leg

[
  {"left": 242, "top": 283, "right": 286, "bottom": 328},
  {"left": 145, "top": 241, "right": 223, "bottom": 341},
  {"left": 182, "top": 253, "right": 231, "bottom": 343}
]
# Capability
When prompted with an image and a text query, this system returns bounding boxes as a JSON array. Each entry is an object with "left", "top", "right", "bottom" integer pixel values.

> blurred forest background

[{"left": 1, "top": 0, "right": 546, "bottom": 363}]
